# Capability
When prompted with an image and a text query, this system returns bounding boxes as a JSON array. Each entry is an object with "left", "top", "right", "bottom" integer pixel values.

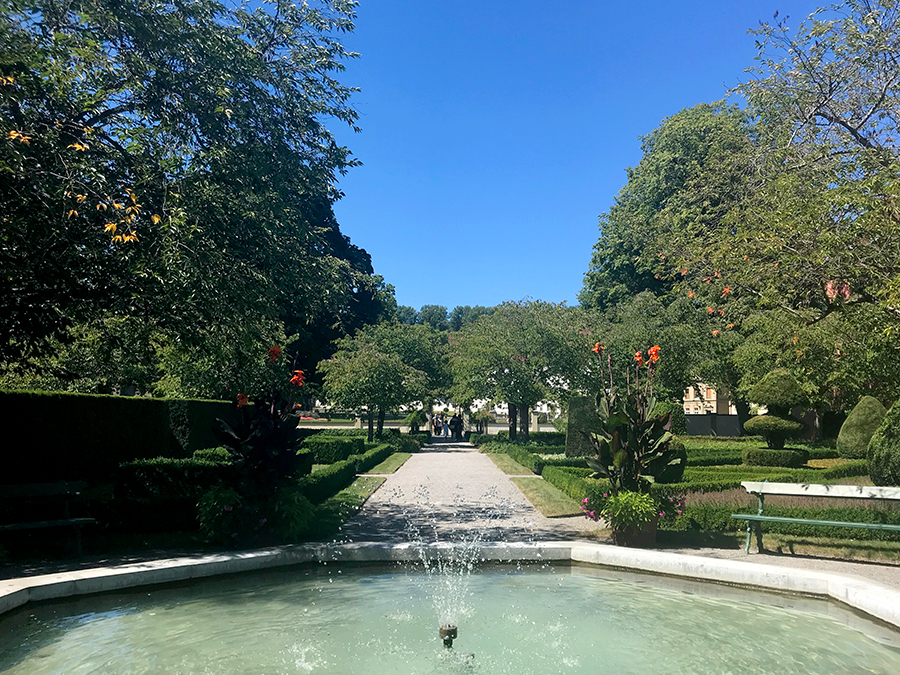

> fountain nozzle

[{"left": 439, "top": 624, "right": 458, "bottom": 648}]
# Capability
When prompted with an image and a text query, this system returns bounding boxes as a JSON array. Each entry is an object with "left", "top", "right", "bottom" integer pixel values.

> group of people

[{"left": 432, "top": 413, "right": 464, "bottom": 441}]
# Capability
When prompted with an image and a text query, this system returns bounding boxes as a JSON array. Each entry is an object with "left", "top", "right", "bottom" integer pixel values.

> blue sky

[{"left": 330, "top": 0, "right": 821, "bottom": 312}]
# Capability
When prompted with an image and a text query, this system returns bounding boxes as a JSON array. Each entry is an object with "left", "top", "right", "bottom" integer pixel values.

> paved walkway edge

[{"left": 2, "top": 541, "right": 899, "bottom": 632}]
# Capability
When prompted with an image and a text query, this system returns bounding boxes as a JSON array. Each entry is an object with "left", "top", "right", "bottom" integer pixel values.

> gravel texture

[{"left": 337, "top": 440, "right": 598, "bottom": 544}]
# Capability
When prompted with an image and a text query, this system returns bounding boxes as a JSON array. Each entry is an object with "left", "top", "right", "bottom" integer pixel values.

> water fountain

[{"left": 3, "top": 483, "right": 900, "bottom": 672}]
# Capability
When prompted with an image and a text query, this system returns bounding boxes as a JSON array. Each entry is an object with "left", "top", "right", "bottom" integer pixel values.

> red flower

[
  {"left": 647, "top": 345, "right": 660, "bottom": 363},
  {"left": 707, "top": 306, "right": 714, "bottom": 314},
  {"left": 591, "top": 342, "right": 603, "bottom": 354},
  {"left": 290, "top": 370, "right": 305, "bottom": 386},
  {"left": 236, "top": 393, "right": 249, "bottom": 408},
  {"left": 712, "top": 330, "right": 720, "bottom": 337},
  {"left": 634, "top": 351, "right": 644, "bottom": 366},
  {"left": 721, "top": 286, "right": 732, "bottom": 297},
  {"left": 268, "top": 345, "right": 282, "bottom": 363}
]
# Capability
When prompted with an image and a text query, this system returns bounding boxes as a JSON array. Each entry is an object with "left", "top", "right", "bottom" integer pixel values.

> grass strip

[
  {"left": 307, "top": 475, "right": 386, "bottom": 540},
  {"left": 488, "top": 453, "right": 532, "bottom": 475},
  {"left": 363, "top": 452, "right": 412, "bottom": 474},
  {"left": 510, "top": 476, "right": 583, "bottom": 517}
]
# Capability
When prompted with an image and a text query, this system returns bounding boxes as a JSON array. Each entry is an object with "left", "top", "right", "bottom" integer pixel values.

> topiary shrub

[
  {"left": 748, "top": 368, "right": 806, "bottom": 416},
  {"left": 743, "top": 415, "right": 805, "bottom": 449},
  {"left": 743, "top": 447, "right": 809, "bottom": 468},
  {"left": 837, "top": 396, "right": 887, "bottom": 459},
  {"left": 868, "top": 401, "right": 900, "bottom": 486},
  {"left": 745, "top": 369, "right": 806, "bottom": 448}
]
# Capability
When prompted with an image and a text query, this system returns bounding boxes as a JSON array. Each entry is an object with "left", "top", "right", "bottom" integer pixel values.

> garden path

[{"left": 337, "top": 439, "right": 598, "bottom": 544}]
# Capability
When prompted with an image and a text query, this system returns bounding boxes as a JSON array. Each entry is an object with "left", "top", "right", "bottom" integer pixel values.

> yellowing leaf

[
  {"left": 104, "top": 222, "right": 117, "bottom": 233},
  {"left": 151, "top": 214, "right": 161, "bottom": 224},
  {"left": 75, "top": 194, "right": 87, "bottom": 203},
  {"left": 67, "top": 209, "right": 78, "bottom": 218}
]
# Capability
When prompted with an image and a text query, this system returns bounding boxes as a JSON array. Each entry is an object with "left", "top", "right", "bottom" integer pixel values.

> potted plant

[{"left": 600, "top": 491, "right": 659, "bottom": 546}]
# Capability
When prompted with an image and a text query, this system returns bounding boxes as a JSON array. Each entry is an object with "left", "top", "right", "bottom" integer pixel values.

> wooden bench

[
  {"left": 732, "top": 481, "right": 900, "bottom": 553},
  {"left": 0, "top": 482, "right": 96, "bottom": 556}
]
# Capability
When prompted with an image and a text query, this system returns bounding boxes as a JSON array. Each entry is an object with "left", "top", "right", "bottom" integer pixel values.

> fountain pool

[{"left": 2, "top": 562, "right": 899, "bottom": 675}]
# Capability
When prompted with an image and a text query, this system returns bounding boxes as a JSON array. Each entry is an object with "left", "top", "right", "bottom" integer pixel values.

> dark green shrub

[
  {"left": 743, "top": 415, "right": 805, "bottom": 449},
  {"left": 837, "top": 396, "right": 887, "bottom": 459},
  {"left": 116, "top": 457, "right": 229, "bottom": 500},
  {"left": 657, "top": 436, "right": 687, "bottom": 483},
  {"left": 197, "top": 486, "right": 244, "bottom": 542},
  {"left": 868, "top": 401, "right": 900, "bottom": 486},
  {"left": 742, "top": 447, "right": 809, "bottom": 467},
  {"left": 302, "top": 436, "right": 366, "bottom": 464},
  {"left": 748, "top": 368, "right": 806, "bottom": 415},
  {"left": 192, "top": 447, "right": 232, "bottom": 464},
  {"left": 505, "top": 446, "right": 544, "bottom": 474},
  {"left": 540, "top": 455, "right": 588, "bottom": 469},
  {"left": 565, "top": 396, "right": 600, "bottom": 457},
  {"left": 356, "top": 443, "right": 395, "bottom": 473},
  {"left": 266, "top": 485, "right": 316, "bottom": 542},
  {"left": 297, "top": 459, "right": 358, "bottom": 504}
]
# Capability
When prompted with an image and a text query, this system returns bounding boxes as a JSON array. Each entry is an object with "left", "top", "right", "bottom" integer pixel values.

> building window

[{"left": 706, "top": 388, "right": 714, "bottom": 399}]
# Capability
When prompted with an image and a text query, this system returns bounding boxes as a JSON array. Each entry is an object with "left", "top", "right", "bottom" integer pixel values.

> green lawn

[
  {"left": 363, "top": 452, "right": 412, "bottom": 474},
  {"left": 307, "top": 476, "right": 386, "bottom": 539},
  {"left": 510, "top": 476, "right": 583, "bottom": 517},
  {"left": 488, "top": 453, "right": 532, "bottom": 475}
]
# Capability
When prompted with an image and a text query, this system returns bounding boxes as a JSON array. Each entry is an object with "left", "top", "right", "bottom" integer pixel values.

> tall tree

[{"left": 0, "top": 0, "right": 390, "bottom": 396}]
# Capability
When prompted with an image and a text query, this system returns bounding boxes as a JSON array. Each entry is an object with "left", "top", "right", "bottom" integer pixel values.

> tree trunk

[
  {"left": 377, "top": 408, "right": 385, "bottom": 438},
  {"left": 367, "top": 411, "right": 375, "bottom": 443},
  {"left": 508, "top": 403, "right": 518, "bottom": 442},
  {"left": 519, "top": 403, "right": 530, "bottom": 442}
]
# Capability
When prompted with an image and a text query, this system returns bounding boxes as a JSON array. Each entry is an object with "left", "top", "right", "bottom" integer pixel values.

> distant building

[{"left": 683, "top": 385, "right": 736, "bottom": 416}]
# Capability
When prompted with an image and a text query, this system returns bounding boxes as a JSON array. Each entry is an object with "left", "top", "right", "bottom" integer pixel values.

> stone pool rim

[{"left": 1, "top": 541, "right": 899, "bottom": 632}]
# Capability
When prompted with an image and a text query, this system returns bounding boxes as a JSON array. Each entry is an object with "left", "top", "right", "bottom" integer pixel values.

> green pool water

[{"left": 1, "top": 565, "right": 899, "bottom": 674}]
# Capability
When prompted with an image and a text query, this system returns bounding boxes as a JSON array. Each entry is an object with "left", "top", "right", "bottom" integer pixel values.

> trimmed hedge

[
  {"left": 192, "top": 447, "right": 231, "bottom": 463},
  {"left": 495, "top": 430, "right": 566, "bottom": 446},
  {"left": 116, "top": 457, "right": 230, "bottom": 500},
  {"left": 743, "top": 447, "right": 810, "bottom": 468},
  {"left": 664, "top": 504, "right": 900, "bottom": 542},
  {"left": 0, "top": 389, "right": 241, "bottom": 484},
  {"left": 302, "top": 436, "right": 366, "bottom": 464},
  {"left": 837, "top": 396, "right": 887, "bottom": 460},
  {"left": 298, "top": 443, "right": 393, "bottom": 503}
]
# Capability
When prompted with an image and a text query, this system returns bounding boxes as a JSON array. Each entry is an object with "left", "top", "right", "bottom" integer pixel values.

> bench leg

[
  {"left": 745, "top": 522, "right": 752, "bottom": 554},
  {"left": 755, "top": 523, "right": 764, "bottom": 554}
]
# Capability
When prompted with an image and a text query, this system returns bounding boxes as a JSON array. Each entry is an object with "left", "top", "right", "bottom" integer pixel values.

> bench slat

[
  {"left": 0, "top": 518, "right": 95, "bottom": 532},
  {"left": 740, "top": 482, "right": 900, "bottom": 500},
  {"left": 732, "top": 514, "right": 900, "bottom": 531}
]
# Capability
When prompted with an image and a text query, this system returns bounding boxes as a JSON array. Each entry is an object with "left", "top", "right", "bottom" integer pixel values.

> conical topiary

[
  {"left": 868, "top": 401, "right": 900, "bottom": 486},
  {"left": 837, "top": 396, "right": 887, "bottom": 459}
]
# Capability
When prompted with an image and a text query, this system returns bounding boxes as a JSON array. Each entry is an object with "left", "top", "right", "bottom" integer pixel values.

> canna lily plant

[{"left": 586, "top": 344, "right": 683, "bottom": 494}]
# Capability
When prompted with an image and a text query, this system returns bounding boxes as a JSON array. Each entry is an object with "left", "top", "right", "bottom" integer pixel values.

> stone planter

[{"left": 611, "top": 515, "right": 659, "bottom": 547}]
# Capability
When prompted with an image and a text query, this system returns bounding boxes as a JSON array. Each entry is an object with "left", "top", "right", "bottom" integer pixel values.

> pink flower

[
  {"left": 590, "top": 511, "right": 595, "bottom": 518},
  {"left": 659, "top": 512, "right": 665, "bottom": 517}
]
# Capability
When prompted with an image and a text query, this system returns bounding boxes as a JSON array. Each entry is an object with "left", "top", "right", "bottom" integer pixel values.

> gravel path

[
  {"left": 342, "top": 440, "right": 900, "bottom": 590},
  {"left": 338, "top": 440, "right": 597, "bottom": 544}
]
